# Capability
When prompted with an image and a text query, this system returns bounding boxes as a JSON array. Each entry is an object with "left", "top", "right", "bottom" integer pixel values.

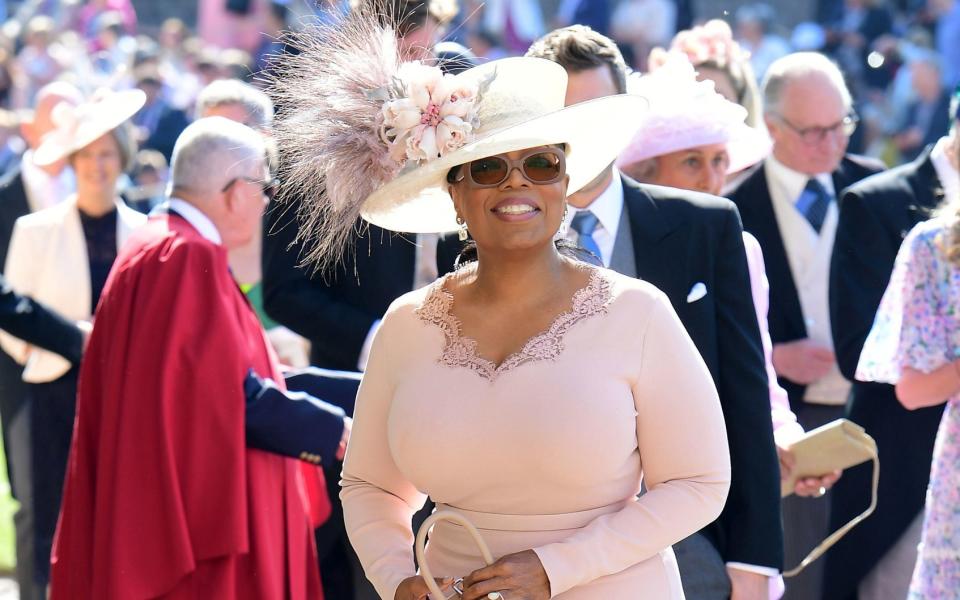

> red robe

[{"left": 50, "top": 215, "right": 323, "bottom": 600}]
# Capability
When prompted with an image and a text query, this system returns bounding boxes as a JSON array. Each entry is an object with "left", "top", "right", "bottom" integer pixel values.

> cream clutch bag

[{"left": 780, "top": 418, "right": 879, "bottom": 577}]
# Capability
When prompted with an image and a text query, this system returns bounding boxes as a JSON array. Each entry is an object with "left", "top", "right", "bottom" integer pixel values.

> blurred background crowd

[
  {"left": 0, "top": 0, "right": 949, "bottom": 194},
  {"left": 0, "top": 0, "right": 949, "bottom": 204}
]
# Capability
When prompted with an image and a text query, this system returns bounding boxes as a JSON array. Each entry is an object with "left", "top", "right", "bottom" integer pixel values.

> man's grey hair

[
  {"left": 762, "top": 52, "right": 853, "bottom": 115},
  {"left": 170, "top": 117, "right": 266, "bottom": 194},
  {"left": 195, "top": 79, "right": 274, "bottom": 130}
]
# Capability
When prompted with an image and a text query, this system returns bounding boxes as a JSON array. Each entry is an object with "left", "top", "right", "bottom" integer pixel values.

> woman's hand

[
  {"left": 460, "top": 550, "right": 551, "bottom": 600},
  {"left": 394, "top": 575, "right": 454, "bottom": 600},
  {"left": 777, "top": 444, "right": 842, "bottom": 497}
]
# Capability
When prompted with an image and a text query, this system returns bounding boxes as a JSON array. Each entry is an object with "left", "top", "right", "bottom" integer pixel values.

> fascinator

[
  {"left": 34, "top": 89, "right": 146, "bottom": 167},
  {"left": 616, "top": 52, "right": 770, "bottom": 174},
  {"left": 269, "top": 3, "right": 647, "bottom": 268}
]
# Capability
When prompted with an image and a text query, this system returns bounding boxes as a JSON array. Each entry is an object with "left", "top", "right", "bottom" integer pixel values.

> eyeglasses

[
  {"left": 453, "top": 148, "right": 566, "bottom": 188},
  {"left": 773, "top": 112, "right": 859, "bottom": 144},
  {"left": 221, "top": 176, "right": 280, "bottom": 201}
]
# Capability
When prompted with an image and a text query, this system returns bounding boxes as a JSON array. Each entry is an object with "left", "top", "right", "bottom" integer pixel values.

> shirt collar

[
  {"left": 167, "top": 197, "right": 223, "bottom": 245},
  {"left": 931, "top": 136, "right": 960, "bottom": 203},
  {"left": 765, "top": 153, "right": 836, "bottom": 203},
  {"left": 567, "top": 171, "right": 624, "bottom": 234}
]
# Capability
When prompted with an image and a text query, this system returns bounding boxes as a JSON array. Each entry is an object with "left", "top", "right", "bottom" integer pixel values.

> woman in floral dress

[{"left": 856, "top": 200, "right": 960, "bottom": 595}]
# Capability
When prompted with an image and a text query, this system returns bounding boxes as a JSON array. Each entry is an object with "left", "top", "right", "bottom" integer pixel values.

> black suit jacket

[
  {"left": 436, "top": 180, "right": 785, "bottom": 569},
  {"left": 0, "top": 275, "right": 82, "bottom": 364},
  {"left": 726, "top": 155, "right": 885, "bottom": 412},
  {"left": 622, "top": 180, "right": 783, "bottom": 569},
  {"left": 822, "top": 148, "right": 945, "bottom": 599},
  {"left": 261, "top": 196, "right": 418, "bottom": 371},
  {"left": 0, "top": 167, "right": 39, "bottom": 499}
]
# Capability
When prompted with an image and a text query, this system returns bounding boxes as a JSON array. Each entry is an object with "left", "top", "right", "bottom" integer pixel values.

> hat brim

[
  {"left": 34, "top": 90, "right": 146, "bottom": 167},
  {"left": 726, "top": 123, "right": 772, "bottom": 174},
  {"left": 360, "top": 93, "right": 649, "bottom": 233}
]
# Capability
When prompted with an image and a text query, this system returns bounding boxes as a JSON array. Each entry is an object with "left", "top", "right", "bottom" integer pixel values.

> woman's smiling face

[{"left": 449, "top": 145, "right": 569, "bottom": 255}]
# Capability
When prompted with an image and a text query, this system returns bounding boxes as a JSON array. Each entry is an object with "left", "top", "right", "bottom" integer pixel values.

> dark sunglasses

[
  {"left": 221, "top": 176, "right": 280, "bottom": 200},
  {"left": 453, "top": 148, "right": 566, "bottom": 188}
]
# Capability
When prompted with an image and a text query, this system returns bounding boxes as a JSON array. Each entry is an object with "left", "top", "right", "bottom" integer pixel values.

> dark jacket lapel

[{"left": 729, "top": 167, "right": 806, "bottom": 342}]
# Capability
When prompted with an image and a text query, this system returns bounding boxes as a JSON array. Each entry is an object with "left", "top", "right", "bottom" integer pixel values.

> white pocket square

[{"left": 686, "top": 282, "right": 707, "bottom": 303}]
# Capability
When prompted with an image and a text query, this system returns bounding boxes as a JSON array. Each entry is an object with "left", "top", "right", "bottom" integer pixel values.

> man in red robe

[{"left": 50, "top": 117, "right": 341, "bottom": 599}]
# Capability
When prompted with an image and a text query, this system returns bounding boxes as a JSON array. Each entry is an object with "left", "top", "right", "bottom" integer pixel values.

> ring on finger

[{"left": 487, "top": 593, "right": 505, "bottom": 600}]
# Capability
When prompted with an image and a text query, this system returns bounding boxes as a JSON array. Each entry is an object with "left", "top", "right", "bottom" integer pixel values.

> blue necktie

[
  {"left": 796, "top": 178, "right": 832, "bottom": 234},
  {"left": 571, "top": 210, "right": 602, "bottom": 264}
]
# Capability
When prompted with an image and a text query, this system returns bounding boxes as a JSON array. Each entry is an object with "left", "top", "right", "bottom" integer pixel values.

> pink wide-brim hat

[
  {"left": 34, "top": 89, "right": 146, "bottom": 167},
  {"left": 616, "top": 52, "right": 771, "bottom": 174}
]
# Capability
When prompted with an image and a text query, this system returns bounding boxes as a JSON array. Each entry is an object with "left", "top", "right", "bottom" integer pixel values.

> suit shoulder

[
  {"left": 636, "top": 182, "right": 738, "bottom": 217},
  {"left": 0, "top": 167, "right": 21, "bottom": 193},
  {"left": 843, "top": 153, "right": 886, "bottom": 177},
  {"left": 118, "top": 220, "right": 223, "bottom": 276},
  {"left": 602, "top": 268, "right": 670, "bottom": 311},
  {"left": 12, "top": 201, "right": 69, "bottom": 232}
]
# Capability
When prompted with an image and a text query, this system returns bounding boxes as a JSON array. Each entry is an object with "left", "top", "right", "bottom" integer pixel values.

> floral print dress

[{"left": 857, "top": 217, "right": 960, "bottom": 598}]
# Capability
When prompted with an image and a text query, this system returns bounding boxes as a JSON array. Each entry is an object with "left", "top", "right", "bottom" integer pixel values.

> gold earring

[{"left": 456, "top": 217, "right": 468, "bottom": 242}]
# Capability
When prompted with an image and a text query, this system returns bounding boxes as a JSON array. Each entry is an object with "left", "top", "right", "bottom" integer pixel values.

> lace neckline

[{"left": 415, "top": 268, "right": 613, "bottom": 382}]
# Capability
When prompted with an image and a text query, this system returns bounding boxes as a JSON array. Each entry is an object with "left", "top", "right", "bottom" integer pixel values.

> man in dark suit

[
  {"left": 518, "top": 26, "right": 782, "bottom": 600},
  {"left": 0, "top": 81, "right": 82, "bottom": 600},
  {"left": 726, "top": 52, "right": 884, "bottom": 599},
  {"left": 822, "top": 93, "right": 959, "bottom": 600}
]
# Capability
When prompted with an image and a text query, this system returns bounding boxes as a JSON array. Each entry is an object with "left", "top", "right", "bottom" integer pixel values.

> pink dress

[
  {"left": 857, "top": 217, "right": 960, "bottom": 598},
  {"left": 341, "top": 266, "right": 731, "bottom": 599}
]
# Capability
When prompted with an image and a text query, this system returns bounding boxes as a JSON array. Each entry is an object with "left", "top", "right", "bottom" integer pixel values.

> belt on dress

[{"left": 432, "top": 500, "right": 629, "bottom": 532}]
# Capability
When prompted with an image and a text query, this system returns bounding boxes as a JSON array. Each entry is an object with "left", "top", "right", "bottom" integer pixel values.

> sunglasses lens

[
  {"left": 470, "top": 156, "right": 509, "bottom": 185},
  {"left": 523, "top": 152, "right": 562, "bottom": 182}
]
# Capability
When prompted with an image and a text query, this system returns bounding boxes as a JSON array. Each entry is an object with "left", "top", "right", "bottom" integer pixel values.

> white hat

[
  {"left": 270, "top": 7, "right": 648, "bottom": 268},
  {"left": 361, "top": 57, "right": 647, "bottom": 233},
  {"left": 616, "top": 52, "right": 770, "bottom": 174},
  {"left": 34, "top": 89, "right": 146, "bottom": 167}
]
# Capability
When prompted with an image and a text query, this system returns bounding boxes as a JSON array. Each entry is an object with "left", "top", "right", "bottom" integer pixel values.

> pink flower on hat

[
  {"left": 658, "top": 19, "right": 747, "bottom": 69},
  {"left": 380, "top": 62, "right": 481, "bottom": 164}
]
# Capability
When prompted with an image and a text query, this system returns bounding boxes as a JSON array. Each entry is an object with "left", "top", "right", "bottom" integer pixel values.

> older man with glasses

[{"left": 726, "top": 52, "right": 884, "bottom": 600}]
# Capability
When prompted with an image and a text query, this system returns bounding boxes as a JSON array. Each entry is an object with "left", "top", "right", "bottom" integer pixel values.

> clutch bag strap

[
  {"left": 783, "top": 427, "right": 880, "bottom": 577},
  {"left": 416, "top": 510, "right": 496, "bottom": 599}
]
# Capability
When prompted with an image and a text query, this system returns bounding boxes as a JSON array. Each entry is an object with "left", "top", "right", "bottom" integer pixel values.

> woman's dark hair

[{"left": 453, "top": 239, "right": 600, "bottom": 270}]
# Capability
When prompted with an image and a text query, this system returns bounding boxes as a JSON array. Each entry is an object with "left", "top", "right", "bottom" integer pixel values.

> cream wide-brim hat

[
  {"left": 360, "top": 57, "right": 649, "bottom": 233},
  {"left": 34, "top": 89, "right": 146, "bottom": 167}
]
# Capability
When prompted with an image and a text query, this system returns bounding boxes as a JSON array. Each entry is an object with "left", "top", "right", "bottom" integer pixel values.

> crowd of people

[{"left": 0, "top": 0, "right": 956, "bottom": 599}]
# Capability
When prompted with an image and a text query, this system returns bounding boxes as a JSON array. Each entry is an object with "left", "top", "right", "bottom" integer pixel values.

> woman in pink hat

[
  {"left": 618, "top": 52, "right": 841, "bottom": 495},
  {"left": 0, "top": 89, "right": 146, "bottom": 589}
]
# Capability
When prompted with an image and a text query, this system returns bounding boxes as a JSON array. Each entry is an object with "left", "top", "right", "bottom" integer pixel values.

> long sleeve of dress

[
  {"left": 532, "top": 292, "right": 731, "bottom": 597},
  {"left": 340, "top": 305, "right": 428, "bottom": 600}
]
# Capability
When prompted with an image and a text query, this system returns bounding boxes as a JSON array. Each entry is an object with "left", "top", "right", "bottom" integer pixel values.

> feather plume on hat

[
  {"left": 268, "top": 2, "right": 491, "bottom": 271},
  {"left": 267, "top": 4, "right": 404, "bottom": 271}
]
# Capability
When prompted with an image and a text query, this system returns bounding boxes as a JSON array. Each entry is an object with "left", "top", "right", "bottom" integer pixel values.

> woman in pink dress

[{"left": 271, "top": 7, "right": 732, "bottom": 599}]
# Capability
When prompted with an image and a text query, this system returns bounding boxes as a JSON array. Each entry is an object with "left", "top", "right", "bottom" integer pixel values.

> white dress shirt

[
  {"left": 563, "top": 172, "right": 624, "bottom": 268},
  {"left": 764, "top": 155, "right": 850, "bottom": 406},
  {"left": 20, "top": 149, "right": 75, "bottom": 213},
  {"left": 167, "top": 198, "right": 222, "bottom": 245}
]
